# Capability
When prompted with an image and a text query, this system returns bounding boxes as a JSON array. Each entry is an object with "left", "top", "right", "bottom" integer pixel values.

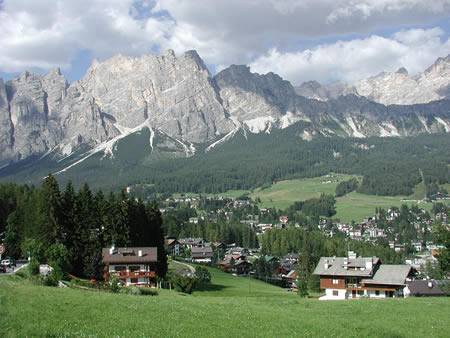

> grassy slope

[
  {"left": 174, "top": 174, "right": 449, "bottom": 222},
  {"left": 1, "top": 271, "right": 449, "bottom": 337},
  {"left": 250, "top": 174, "right": 356, "bottom": 210},
  {"left": 249, "top": 174, "right": 449, "bottom": 222}
]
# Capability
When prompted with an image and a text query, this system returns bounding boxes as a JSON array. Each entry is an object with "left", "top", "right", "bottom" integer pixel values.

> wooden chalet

[
  {"left": 313, "top": 251, "right": 415, "bottom": 300},
  {"left": 102, "top": 246, "right": 158, "bottom": 287}
]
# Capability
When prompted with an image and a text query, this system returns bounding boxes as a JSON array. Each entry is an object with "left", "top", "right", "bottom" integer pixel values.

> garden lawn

[{"left": 1, "top": 270, "right": 449, "bottom": 337}]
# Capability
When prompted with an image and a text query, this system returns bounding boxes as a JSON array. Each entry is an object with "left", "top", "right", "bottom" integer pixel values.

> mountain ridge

[{"left": 0, "top": 49, "right": 450, "bottom": 173}]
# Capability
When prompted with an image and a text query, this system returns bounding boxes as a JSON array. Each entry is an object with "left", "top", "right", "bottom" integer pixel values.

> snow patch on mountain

[
  {"left": 379, "top": 122, "right": 401, "bottom": 137},
  {"left": 345, "top": 117, "right": 366, "bottom": 138},
  {"left": 205, "top": 127, "right": 240, "bottom": 152},
  {"left": 435, "top": 117, "right": 450, "bottom": 132},
  {"left": 280, "top": 112, "right": 304, "bottom": 129},
  {"left": 244, "top": 116, "right": 276, "bottom": 133}
]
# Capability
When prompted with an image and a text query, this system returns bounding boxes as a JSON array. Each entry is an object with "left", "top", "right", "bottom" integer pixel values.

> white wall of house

[{"left": 320, "top": 288, "right": 347, "bottom": 300}]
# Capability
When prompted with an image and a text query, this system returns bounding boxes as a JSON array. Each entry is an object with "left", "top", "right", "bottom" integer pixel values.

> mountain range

[{"left": 1, "top": 49, "right": 450, "bottom": 180}]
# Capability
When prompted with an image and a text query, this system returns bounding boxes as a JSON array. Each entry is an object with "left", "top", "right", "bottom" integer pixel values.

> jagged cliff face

[
  {"left": 0, "top": 50, "right": 449, "bottom": 168},
  {"left": 2, "top": 70, "right": 67, "bottom": 163},
  {"left": 78, "top": 50, "right": 233, "bottom": 143},
  {"left": 297, "top": 56, "right": 450, "bottom": 105}
]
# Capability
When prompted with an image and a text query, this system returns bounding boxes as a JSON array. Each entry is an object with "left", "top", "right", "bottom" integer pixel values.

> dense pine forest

[
  {"left": 1, "top": 130, "right": 448, "bottom": 197},
  {"left": 0, "top": 176, "right": 167, "bottom": 280}
]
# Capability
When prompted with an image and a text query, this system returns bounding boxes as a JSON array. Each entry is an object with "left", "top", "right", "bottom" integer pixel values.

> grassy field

[
  {"left": 1, "top": 269, "right": 450, "bottom": 337},
  {"left": 249, "top": 174, "right": 357, "bottom": 210},
  {"left": 174, "top": 174, "right": 449, "bottom": 222}
]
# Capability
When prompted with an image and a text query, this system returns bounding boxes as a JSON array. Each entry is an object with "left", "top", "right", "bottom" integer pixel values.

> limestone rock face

[
  {"left": 79, "top": 50, "right": 233, "bottom": 142},
  {"left": 215, "top": 65, "right": 298, "bottom": 121},
  {"left": 295, "top": 81, "right": 357, "bottom": 101},
  {"left": 0, "top": 50, "right": 449, "bottom": 168},
  {"left": 0, "top": 78, "right": 13, "bottom": 164},
  {"left": 5, "top": 71, "right": 64, "bottom": 161},
  {"left": 354, "top": 56, "right": 450, "bottom": 105}
]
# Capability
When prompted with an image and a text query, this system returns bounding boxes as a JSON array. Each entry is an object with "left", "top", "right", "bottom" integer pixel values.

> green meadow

[
  {"left": 175, "top": 174, "right": 449, "bottom": 222},
  {"left": 1, "top": 268, "right": 449, "bottom": 337}
]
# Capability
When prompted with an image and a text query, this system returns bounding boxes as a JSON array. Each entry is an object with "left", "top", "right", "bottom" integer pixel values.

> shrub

[
  {"left": 139, "top": 288, "right": 158, "bottom": 296},
  {"left": 28, "top": 258, "right": 40, "bottom": 276},
  {"left": 108, "top": 274, "right": 121, "bottom": 293},
  {"left": 43, "top": 268, "right": 62, "bottom": 287},
  {"left": 194, "top": 266, "right": 211, "bottom": 289},
  {"left": 172, "top": 274, "right": 197, "bottom": 294}
]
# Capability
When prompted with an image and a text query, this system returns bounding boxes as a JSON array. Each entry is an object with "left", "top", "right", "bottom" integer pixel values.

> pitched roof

[
  {"left": 191, "top": 246, "right": 213, "bottom": 258},
  {"left": 313, "top": 256, "right": 380, "bottom": 277},
  {"left": 102, "top": 247, "right": 157, "bottom": 264},
  {"left": 407, "top": 280, "right": 447, "bottom": 296},
  {"left": 362, "top": 265, "right": 412, "bottom": 286}
]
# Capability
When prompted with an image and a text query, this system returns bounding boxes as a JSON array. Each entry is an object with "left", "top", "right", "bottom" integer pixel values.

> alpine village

[{"left": 0, "top": 1, "right": 450, "bottom": 337}]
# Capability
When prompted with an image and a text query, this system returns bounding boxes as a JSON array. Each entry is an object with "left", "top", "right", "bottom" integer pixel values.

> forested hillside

[{"left": 1, "top": 126, "right": 449, "bottom": 197}]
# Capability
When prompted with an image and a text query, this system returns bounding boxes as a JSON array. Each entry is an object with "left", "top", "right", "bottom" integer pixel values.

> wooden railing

[{"left": 113, "top": 271, "right": 156, "bottom": 279}]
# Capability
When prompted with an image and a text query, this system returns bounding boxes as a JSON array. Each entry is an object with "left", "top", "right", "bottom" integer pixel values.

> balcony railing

[
  {"left": 346, "top": 283, "right": 363, "bottom": 289},
  {"left": 113, "top": 271, "right": 156, "bottom": 279}
]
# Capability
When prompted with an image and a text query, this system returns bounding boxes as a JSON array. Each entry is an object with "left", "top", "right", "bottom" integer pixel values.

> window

[
  {"left": 332, "top": 279, "right": 339, "bottom": 285},
  {"left": 332, "top": 290, "right": 339, "bottom": 296},
  {"left": 130, "top": 278, "right": 138, "bottom": 284},
  {"left": 129, "top": 265, "right": 140, "bottom": 272},
  {"left": 375, "top": 290, "right": 380, "bottom": 296},
  {"left": 358, "top": 290, "right": 364, "bottom": 296},
  {"left": 114, "top": 265, "right": 126, "bottom": 272}
]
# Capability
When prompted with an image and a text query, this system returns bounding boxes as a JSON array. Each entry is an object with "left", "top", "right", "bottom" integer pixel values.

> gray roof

[
  {"left": 102, "top": 247, "right": 157, "bottom": 264},
  {"left": 362, "top": 265, "right": 412, "bottom": 286},
  {"left": 191, "top": 246, "right": 213, "bottom": 258},
  {"left": 313, "top": 257, "right": 380, "bottom": 277},
  {"left": 407, "top": 280, "right": 447, "bottom": 296}
]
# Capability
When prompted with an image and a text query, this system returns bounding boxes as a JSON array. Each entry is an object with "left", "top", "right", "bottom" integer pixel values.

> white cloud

[
  {"left": 0, "top": 0, "right": 450, "bottom": 82},
  {"left": 250, "top": 28, "right": 450, "bottom": 85}
]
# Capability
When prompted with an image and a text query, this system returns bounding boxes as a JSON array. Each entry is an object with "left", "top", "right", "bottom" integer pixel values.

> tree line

[{"left": 2, "top": 176, "right": 167, "bottom": 280}]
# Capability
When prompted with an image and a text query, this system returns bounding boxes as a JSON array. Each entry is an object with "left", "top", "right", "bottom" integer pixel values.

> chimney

[
  {"left": 324, "top": 259, "right": 329, "bottom": 270},
  {"left": 109, "top": 245, "right": 115, "bottom": 255},
  {"left": 343, "top": 258, "right": 348, "bottom": 270},
  {"left": 428, "top": 281, "right": 433, "bottom": 288},
  {"left": 348, "top": 251, "right": 356, "bottom": 259},
  {"left": 138, "top": 250, "right": 143, "bottom": 257},
  {"left": 365, "top": 258, "right": 373, "bottom": 270}
]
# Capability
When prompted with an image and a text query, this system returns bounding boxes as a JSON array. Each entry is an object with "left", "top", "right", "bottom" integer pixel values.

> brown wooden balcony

[{"left": 113, "top": 271, "right": 156, "bottom": 279}]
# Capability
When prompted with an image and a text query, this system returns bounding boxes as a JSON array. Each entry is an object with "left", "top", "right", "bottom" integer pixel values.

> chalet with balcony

[
  {"left": 102, "top": 246, "right": 158, "bottom": 287},
  {"left": 313, "top": 251, "right": 415, "bottom": 300},
  {"left": 191, "top": 246, "right": 214, "bottom": 263}
]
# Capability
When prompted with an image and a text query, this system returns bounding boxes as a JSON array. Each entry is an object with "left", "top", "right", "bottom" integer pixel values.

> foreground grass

[{"left": 1, "top": 270, "right": 449, "bottom": 337}]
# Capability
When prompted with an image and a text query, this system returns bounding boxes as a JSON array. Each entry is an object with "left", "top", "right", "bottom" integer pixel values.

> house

[
  {"left": 313, "top": 251, "right": 415, "bottom": 300},
  {"left": 218, "top": 255, "right": 252, "bottom": 275},
  {"left": 405, "top": 280, "right": 447, "bottom": 297},
  {"left": 102, "top": 246, "right": 158, "bottom": 287},
  {"left": 165, "top": 238, "right": 181, "bottom": 256},
  {"left": 179, "top": 237, "right": 205, "bottom": 249},
  {"left": 282, "top": 270, "right": 298, "bottom": 289},
  {"left": 279, "top": 215, "right": 289, "bottom": 224},
  {"left": 191, "top": 246, "right": 214, "bottom": 263},
  {"left": 411, "top": 241, "right": 423, "bottom": 252}
]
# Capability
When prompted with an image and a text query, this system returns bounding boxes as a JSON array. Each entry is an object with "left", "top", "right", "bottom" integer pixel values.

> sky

[{"left": 1, "top": 0, "right": 450, "bottom": 85}]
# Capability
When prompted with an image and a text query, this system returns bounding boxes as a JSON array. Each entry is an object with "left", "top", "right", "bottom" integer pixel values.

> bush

[
  {"left": 139, "top": 288, "right": 158, "bottom": 296},
  {"left": 28, "top": 258, "right": 40, "bottom": 276},
  {"left": 194, "top": 266, "right": 211, "bottom": 289},
  {"left": 43, "top": 268, "right": 63, "bottom": 287},
  {"left": 108, "top": 274, "right": 121, "bottom": 293},
  {"left": 121, "top": 286, "right": 142, "bottom": 295},
  {"left": 172, "top": 274, "right": 197, "bottom": 294}
]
